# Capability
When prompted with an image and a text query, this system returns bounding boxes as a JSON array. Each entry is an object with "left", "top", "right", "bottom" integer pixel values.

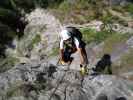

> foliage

[
  {"left": 5, "top": 78, "right": 47, "bottom": 99},
  {"left": 80, "top": 28, "right": 112, "bottom": 44},
  {"left": 0, "top": 6, "right": 25, "bottom": 58},
  {"left": 111, "top": 49, "right": 133, "bottom": 74},
  {"left": 49, "top": 47, "right": 59, "bottom": 57},
  {"left": 0, "top": 0, "right": 64, "bottom": 58},
  {"left": 100, "top": 11, "right": 114, "bottom": 23},
  {"left": 94, "top": 32, "right": 131, "bottom": 74},
  {"left": 103, "top": 33, "right": 130, "bottom": 54},
  {"left": 31, "top": 34, "right": 41, "bottom": 46},
  {"left": 5, "top": 82, "right": 43, "bottom": 99},
  {"left": 121, "top": 49, "right": 133, "bottom": 68},
  {"left": 0, "top": 56, "right": 19, "bottom": 73},
  {"left": 58, "top": 0, "right": 71, "bottom": 12},
  {"left": 29, "top": 34, "right": 41, "bottom": 49},
  {"left": 52, "top": 0, "right": 93, "bottom": 23},
  {"left": 112, "top": 6, "right": 126, "bottom": 13},
  {"left": 124, "top": 3, "right": 133, "bottom": 14}
]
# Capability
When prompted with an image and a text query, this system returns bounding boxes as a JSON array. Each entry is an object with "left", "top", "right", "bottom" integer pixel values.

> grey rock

[
  {"left": 0, "top": 58, "right": 133, "bottom": 100},
  {"left": 103, "top": 0, "right": 129, "bottom": 6},
  {"left": 126, "top": 36, "right": 133, "bottom": 48}
]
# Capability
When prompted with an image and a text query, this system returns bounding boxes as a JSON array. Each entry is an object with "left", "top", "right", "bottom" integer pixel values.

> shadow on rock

[
  {"left": 96, "top": 94, "right": 108, "bottom": 100},
  {"left": 93, "top": 54, "right": 112, "bottom": 74},
  {"left": 116, "top": 97, "right": 127, "bottom": 100},
  {"left": 48, "top": 64, "right": 57, "bottom": 78}
]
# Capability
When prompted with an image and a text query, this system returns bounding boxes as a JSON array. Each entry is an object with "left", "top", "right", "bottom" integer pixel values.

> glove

[
  {"left": 80, "top": 64, "right": 85, "bottom": 76},
  {"left": 60, "top": 60, "right": 65, "bottom": 65},
  {"left": 80, "top": 64, "right": 89, "bottom": 75},
  {"left": 60, "top": 60, "right": 70, "bottom": 66}
]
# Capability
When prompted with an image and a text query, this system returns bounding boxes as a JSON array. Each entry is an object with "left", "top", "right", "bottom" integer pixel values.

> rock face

[
  {"left": 47, "top": 71, "right": 133, "bottom": 100},
  {"left": 15, "top": 8, "right": 62, "bottom": 60},
  {"left": 0, "top": 5, "right": 133, "bottom": 100},
  {"left": 127, "top": 36, "right": 133, "bottom": 48},
  {"left": 103, "top": 0, "right": 129, "bottom": 6},
  {"left": 0, "top": 58, "right": 133, "bottom": 100}
]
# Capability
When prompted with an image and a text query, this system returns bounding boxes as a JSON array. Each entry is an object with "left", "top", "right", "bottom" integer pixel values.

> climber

[{"left": 59, "top": 26, "right": 89, "bottom": 71}]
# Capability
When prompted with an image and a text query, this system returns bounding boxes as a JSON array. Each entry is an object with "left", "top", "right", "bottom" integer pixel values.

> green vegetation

[
  {"left": 103, "top": 33, "right": 130, "bottom": 54},
  {"left": 100, "top": 10, "right": 120, "bottom": 24},
  {"left": 49, "top": 47, "right": 59, "bottom": 57},
  {"left": 0, "top": 0, "right": 132, "bottom": 74},
  {"left": 29, "top": 34, "right": 41, "bottom": 49},
  {"left": 0, "top": 56, "right": 19, "bottom": 73},
  {"left": 112, "top": 6, "right": 126, "bottom": 13},
  {"left": 6, "top": 82, "right": 24, "bottom": 98},
  {"left": 80, "top": 28, "right": 112, "bottom": 44},
  {"left": 6, "top": 82, "right": 37, "bottom": 99},
  {"left": 31, "top": 34, "right": 41, "bottom": 46},
  {"left": 121, "top": 49, "right": 133, "bottom": 69},
  {"left": 124, "top": 3, "right": 133, "bottom": 14},
  {"left": 5, "top": 78, "right": 47, "bottom": 99},
  {"left": 111, "top": 49, "right": 133, "bottom": 74},
  {"left": 91, "top": 31, "right": 132, "bottom": 74},
  {"left": 52, "top": 0, "right": 97, "bottom": 23},
  {"left": 51, "top": 0, "right": 133, "bottom": 24},
  {"left": 1, "top": 0, "right": 132, "bottom": 58},
  {"left": 100, "top": 12, "right": 113, "bottom": 23},
  {"left": 58, "top": 1, "right": 71, "bottom": 13}
]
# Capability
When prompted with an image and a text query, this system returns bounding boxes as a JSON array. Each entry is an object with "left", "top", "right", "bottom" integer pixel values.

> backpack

[{"left": 66, "top": 27, "right": 82, "bottom": 41}]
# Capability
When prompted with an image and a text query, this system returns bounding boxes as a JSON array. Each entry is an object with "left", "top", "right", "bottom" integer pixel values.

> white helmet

[{"left": 60, "top": 29, "right": 71, "bottom": 40}]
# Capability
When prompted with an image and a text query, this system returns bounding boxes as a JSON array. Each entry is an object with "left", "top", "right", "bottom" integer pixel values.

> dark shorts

[
  {"left": 63, "top": 40, "right": 86, "bottom": 62},
  {"left": 78, "top": 40, "right": 86, "bottom": 48}
]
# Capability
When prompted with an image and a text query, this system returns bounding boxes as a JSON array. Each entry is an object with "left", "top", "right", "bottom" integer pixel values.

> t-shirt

[{"left": 60, "top": 37, "right": 79, "bottom": 49}]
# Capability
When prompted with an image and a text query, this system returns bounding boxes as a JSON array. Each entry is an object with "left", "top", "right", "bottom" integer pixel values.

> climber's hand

[
  {"left": 59, "top": 60, "right": 70, "bottom": 66},
  {"left": 80, "top": 64, "right": 89, "bottom": 75},
  {"left": 60, "top": 60, "right": 65, "bottom": 65}
]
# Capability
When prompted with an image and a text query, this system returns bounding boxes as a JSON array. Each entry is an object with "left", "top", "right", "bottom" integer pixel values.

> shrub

[
  {"left": 0, "top": 56, "right": 19, "bottom": 73},
  {"left": 103, "top": 33, "right": 129, "bottom": 54},
  {"left": 80, "top": 28, "right": 112, "bottom": 44},
  {"left": 49, "top": 47, "right": 59, "bottom": 57},
  {"left": 121, "top": 49, "right": 133, "bottom": 68},
  {"left": 124, "top": 3, "right": 133, "bottom": 14},
  {"left": 28, "top": 34, "right": 41, "bottom": 49}
]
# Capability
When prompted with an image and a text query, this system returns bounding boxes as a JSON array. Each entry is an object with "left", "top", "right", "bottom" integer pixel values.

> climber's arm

[
  {"left": 59, "top": 40, "right": 64, "bottom": 61},
  {"left": 74, "top": 38, "right": 88, "bottom": 65}
]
